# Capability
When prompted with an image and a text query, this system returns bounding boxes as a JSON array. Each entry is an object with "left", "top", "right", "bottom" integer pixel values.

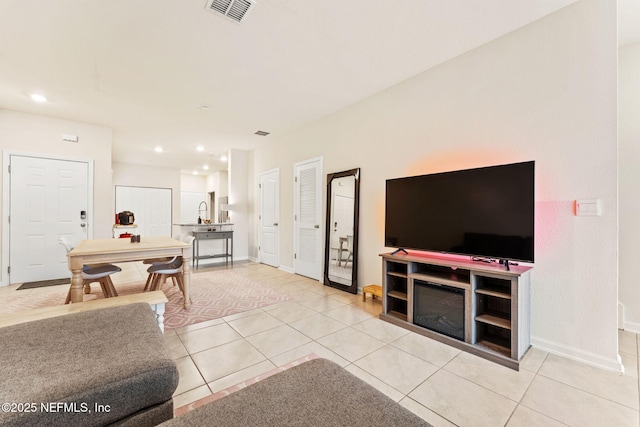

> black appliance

[
  {"left": 385, "top": 161, "right": 534, "bottom": 262},
  {"left": 118, "top": 211, "right": 135, "bottom": 225}
]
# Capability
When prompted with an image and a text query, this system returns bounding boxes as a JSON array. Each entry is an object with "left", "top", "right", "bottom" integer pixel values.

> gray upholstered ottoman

[
  {"left": 0, "top": 303, "right": 178, "bottom": 427},
  {"left": 161, "top": 358, "right": 432, "bottom": 427}
]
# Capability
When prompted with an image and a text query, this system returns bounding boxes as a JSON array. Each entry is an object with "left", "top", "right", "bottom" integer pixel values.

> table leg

[
  {"left": 69, "top": 268, "right": 84, "bottom": 303},
  {"left": 182, "top": 256, "right": 192, "bottom": 309}
]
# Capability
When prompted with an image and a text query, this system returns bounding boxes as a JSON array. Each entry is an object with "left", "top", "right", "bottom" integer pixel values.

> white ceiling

[{"left": 0, "top": 0, "right": 635, "bottom": 174}]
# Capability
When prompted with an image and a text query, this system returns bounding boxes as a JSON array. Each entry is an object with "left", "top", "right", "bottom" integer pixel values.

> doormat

[{"left": 17, "top": 278, "right": 69, "bottom": 290}]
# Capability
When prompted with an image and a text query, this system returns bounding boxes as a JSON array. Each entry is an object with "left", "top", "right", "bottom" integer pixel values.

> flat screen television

[{"left": 385, "top": 161, "right": 534, "bottom": 263}]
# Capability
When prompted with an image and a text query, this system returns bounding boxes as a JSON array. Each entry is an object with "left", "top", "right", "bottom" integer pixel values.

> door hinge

[
  {"left": 7, "top": 215, "right": 9, "bottom": 224},
  {"left": 259, "top": 214, "right": 261, "bottom": 220},
  {"left": 258, "top": 246, "right": 261, "bottom": 251},
  {"left": 7, "top": 165, "right": 11, "bottom": 173},
  {"left": 259, "top": 183, "right": 262, "bottom": 188},
  {"left": 294, "top": 253, "right": 297, "bottom": 259},
  {"left": 7, "top": 266, "right": 10, "bottom": 274},
  {"left": 294, "top": 214, "right": 297, "bottom": 221},
  {"left": 295, "top": 176, "right": 298, "bottom": 183}
]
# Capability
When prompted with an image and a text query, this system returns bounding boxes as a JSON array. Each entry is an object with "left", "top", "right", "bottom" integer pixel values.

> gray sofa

[
  {"left": 160, "top": 358, "right": 432, "bottom": 427},
  {"left": 0, "top": 303, "right": 178, "bottom": 427}
]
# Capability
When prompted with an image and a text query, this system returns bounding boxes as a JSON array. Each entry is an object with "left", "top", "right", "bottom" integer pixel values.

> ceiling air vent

[
  {"left": 254, "top": 130, "right": 270, "bottom": 136},
  {"left": 205, "top": 0, "right": 256, "bottom": 23}
]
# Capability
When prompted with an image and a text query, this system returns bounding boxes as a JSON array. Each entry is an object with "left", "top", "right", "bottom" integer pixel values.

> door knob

[
  {"left": 273, "top": 223, "right": 279, "bottom": 226},
  {"left": 314, "top": 224, "right": 320, "bottom": 229},
  {"left": 80, "top": 223, "right": 86, "bottom": 228}
]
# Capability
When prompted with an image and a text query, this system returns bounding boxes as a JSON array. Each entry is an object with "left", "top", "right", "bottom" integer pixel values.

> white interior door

[
  {"left": 9, "top": 155, "right": 89, "bottom": 283},
  {"left": 259, "top": 169, "right": 279, "bottom": 267},
  {"left": 294, "top": 157, "right": 322, "bottom": 280}
]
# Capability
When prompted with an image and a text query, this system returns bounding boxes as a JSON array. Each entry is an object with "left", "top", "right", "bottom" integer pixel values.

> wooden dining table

[{"left": 67, "top": 236, "right": 193, "bottom": 308}]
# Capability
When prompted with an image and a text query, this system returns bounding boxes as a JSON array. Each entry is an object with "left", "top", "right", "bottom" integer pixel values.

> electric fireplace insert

[{"left": 413, "top": 280, "right": 465, "bottom": 341}]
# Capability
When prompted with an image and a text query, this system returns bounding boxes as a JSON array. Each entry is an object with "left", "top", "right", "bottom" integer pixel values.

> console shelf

[
  {"left": 387, "top": 290, "right": 408, "bottom": 301},
  {"left": 380, "top": 251, "right": 532, "bottom": 370},
  {"left": 475, "top": 313, "right": 511, "bottom": 329},
  {"left": 475, "top": 288, "right": 511, "bottom": 299}
]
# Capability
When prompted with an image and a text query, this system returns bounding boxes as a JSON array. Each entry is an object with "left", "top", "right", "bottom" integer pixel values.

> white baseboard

[
  {"left": 248, "top": 256, "right": 258, "bottom": 263},
  {"left": 278, "top": 265, "right": 294, "bottom": 274},
  {"left": 616, "top": 301, "right": 640, "bottom": 334},
  {"left": 531, "top": 336, "right": 624, "bottom": 373},
  {"left": 622, "top": 320, "right": 640, "bottom": 334}
]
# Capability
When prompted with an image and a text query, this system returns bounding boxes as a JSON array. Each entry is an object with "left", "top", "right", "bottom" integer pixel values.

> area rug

[
  {"left": 174, "top": 353, "right": 320, "bottom": 417},
  {"left": 159, "top": 270, "right": 293, "bottom": 330},
  {"left": 0, "top": 270, "right": 291, "bottom": 330},
  {"left": 16, "top": 278, "right": 69, "bottom": 290}
]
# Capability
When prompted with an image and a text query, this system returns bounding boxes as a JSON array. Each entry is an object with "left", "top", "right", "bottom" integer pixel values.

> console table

[
  {"left": 192, "top": 230, "right": 233, "bottom": 268},
  {"left": 380, "top": 251, "right": 532, "bottom": 370}
]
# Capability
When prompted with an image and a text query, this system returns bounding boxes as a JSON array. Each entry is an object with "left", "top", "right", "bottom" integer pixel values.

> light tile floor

[{"left": 5, "top": 261, "right": 640, "bottom": 427}]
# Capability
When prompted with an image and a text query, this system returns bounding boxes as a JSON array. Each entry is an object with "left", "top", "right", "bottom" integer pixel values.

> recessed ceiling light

[
  {"left": 193, "top": 170, "right": 198, "bottom": 175},
  {"left": 154, "top": 146, "right": 163, "bottom": 153},
  {"left": 203, "top": 165, "right": 209, "bottom": 170},
  {"left": 220, "top": 155, "right": 228, "bottom": 162},
  {"left": 199, "top": 104, "right": 212, "bottom": 111},
  {"left": 196, "top": 145, "right": 204, "bottom": 152},
  {"left": 30, "top": 93, "right": 47, "bottom": 103}
]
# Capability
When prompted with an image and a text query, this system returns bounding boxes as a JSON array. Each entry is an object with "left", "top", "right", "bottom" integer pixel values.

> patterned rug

[{"left": 0, "top": 270, "right": 292, "bottom": 330}]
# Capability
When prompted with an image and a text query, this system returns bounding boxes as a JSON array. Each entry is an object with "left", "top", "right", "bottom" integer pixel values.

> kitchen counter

[{"left": 173, "top": 223, "right": 233, "bottom": 231}]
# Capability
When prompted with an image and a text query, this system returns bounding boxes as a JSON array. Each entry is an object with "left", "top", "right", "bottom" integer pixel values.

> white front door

[
  {"left": 9, "top": 155, "right": 90, "bottom": 283},
  {"left": 259, "top": 169, "right": 279, "bottom": 267},
  {"left": 294, "top": 157, "right": 322, "bottom": 280}
]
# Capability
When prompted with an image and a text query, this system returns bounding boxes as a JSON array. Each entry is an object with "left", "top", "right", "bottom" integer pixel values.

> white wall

[
  {"left": 205, "top": 170, "right": 229, "bottom": 223},
  {"left": 619, "top": 41, "right": 640, "bottom": 331},
  {"left": 252, "top": 0, "right": 619, "bottom": 370},
  {"left": 229, "top": 149, "right": 249, "bottom": 260},
  {"left": 181, "top": 173, "right": 207, "bottom": 193},
  {"left": 0, "top": 110, "right": 113, "bottom": 282},
  {"left": 206, "top": 170, "right": 228, "bottom": 198}
]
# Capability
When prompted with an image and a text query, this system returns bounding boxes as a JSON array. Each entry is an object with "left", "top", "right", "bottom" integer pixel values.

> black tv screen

[{"left": 385, "top": 161, "right": 534, "bottom": 262}]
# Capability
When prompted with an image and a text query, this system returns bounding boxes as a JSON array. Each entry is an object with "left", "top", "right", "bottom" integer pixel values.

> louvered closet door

[{"left": 294, "top": 158, "right": 322, "bottom": 280}]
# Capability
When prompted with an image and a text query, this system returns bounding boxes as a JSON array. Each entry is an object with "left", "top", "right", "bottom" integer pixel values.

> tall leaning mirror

[{"left": 324, "top": 168, "right": 360, "bottom": 294}]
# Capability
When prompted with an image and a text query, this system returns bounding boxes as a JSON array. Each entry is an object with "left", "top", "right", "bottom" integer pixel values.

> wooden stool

[{"left": 362, "top": 284, "right": 382, "bottom": 302}]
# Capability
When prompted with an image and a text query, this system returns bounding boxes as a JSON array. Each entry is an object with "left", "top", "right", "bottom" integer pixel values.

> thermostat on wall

[{"left": 62, "top": 134, "right": 78, "bottom": 143}]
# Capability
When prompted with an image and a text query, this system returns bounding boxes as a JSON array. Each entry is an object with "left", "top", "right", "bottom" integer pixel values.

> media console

[{"left": 380, "top": 251, "right": 532, "bottom": 370}]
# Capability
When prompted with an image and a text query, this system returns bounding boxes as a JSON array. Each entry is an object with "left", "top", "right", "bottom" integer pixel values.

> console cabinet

[{"left": 380, "top": 251, "right": 532, "bottom": 370}]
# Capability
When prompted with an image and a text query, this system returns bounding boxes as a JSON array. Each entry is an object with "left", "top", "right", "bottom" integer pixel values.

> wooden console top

[{"left": 380, "top": 251, "right": 533, "bottom": 277}]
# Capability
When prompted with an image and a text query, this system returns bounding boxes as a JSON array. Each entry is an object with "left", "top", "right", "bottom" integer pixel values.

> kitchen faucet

[{"left": 198, "top": 201, "right": 208, "bottom": 223}]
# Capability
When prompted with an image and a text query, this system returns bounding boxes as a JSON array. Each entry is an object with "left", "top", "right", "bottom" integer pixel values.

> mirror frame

[{"left": 323, "top": 168, "right": 360, "bottom": 294}]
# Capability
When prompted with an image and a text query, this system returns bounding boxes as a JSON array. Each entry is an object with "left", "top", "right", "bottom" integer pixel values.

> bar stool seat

[
  {"left": 146, "top": 258, "right": 191, "bottom": 305},
  {"left": 59, "top": 237, "right": 122, "bottom": 304}
]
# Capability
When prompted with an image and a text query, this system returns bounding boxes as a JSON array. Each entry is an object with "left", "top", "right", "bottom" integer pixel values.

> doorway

[
  {"left": 2, "top": 152, "right": 94, "bottom": 284},
  {"left": 293, "top": 157, "right": 322, "bottom": 280},
  {"left": 259, "top": 169, "right": 279, "bottom": 267}
]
